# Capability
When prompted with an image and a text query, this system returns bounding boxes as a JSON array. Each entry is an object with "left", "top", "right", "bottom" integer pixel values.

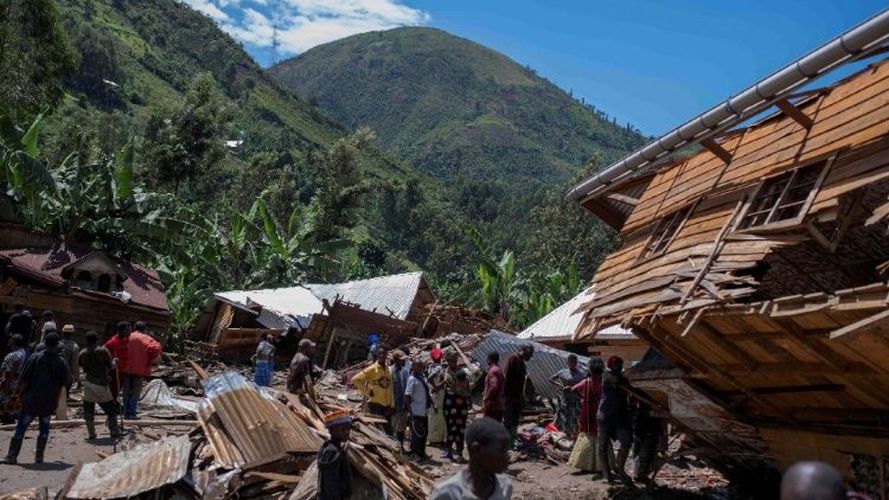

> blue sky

[{"left": 183, "top": 0, "right": 886, "bottom": 135}]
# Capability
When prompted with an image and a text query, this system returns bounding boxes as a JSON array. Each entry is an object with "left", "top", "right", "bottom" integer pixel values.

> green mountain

[{"left": 270, "top": 27, "right": 647, "bottom": 187}]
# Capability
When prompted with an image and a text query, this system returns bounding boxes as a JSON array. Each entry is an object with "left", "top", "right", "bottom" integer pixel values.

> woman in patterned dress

[
  {"left": 434, "top": 348, "right": 471, "bottom": 462},
  {"left": 567, "top": 357, "right": 605, "bottom": 475},
  {"left": 0, "top": 335, "right": 27, "bottom": 424}
]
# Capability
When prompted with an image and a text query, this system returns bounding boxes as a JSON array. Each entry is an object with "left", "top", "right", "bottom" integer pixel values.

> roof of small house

[{"left": 517, "top": 287, "right": 635, "bottom": 342}]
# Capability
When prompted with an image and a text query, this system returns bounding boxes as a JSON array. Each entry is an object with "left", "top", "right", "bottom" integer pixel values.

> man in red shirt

[{"left": 104, "top": 321, "right": 162, "bottom": 419}]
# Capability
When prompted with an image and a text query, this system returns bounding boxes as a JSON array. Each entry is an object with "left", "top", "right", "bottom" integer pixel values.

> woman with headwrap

[
  {"left": 432, "top": 347, "right": 471, "bottom": 462},
  {"left": 426, "top": 346, "right": 447, "bottom": 445},
  {"left": 567, "top": 357, "right": 605, "bottom": 475}
]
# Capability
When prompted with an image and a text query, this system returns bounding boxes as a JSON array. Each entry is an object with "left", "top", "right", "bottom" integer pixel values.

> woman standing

[
  {"left": 567, "top": 357, "right": 605, "bottom": 476},
  {"left": 0, "top": 335, "right": 27, "bottom": 424},
  {"left": 426, "top": 346, "right": 447, "bottom": 445},
  {"left": 433, "top": 348, "right": 471, "bottom": 462},
  {"left": 550, "top": 354, "right": 585, "bottom": 437}
]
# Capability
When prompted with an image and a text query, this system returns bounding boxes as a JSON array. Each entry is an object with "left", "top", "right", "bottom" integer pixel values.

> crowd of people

[
  {"left": 273, "top": 334, "right": 659, "bottom": 499},
  {"left": 0, "top": 307, "right": 162, "bottom": 465}
]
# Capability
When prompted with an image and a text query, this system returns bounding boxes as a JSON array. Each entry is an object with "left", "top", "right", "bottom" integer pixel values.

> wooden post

[{"left": 322, "top": 330, "right": 337, "bottom": 369}]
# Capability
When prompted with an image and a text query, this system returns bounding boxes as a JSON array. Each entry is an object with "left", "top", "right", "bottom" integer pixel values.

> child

[
  {"left": 317, "top": 410, "right": 353, "bottom": 500},
  {"left": 430, "top": 417, "right": 513, "bottom": 500},
  {"left": 404, "top": 358, "right": 432, "bottom": 460}
]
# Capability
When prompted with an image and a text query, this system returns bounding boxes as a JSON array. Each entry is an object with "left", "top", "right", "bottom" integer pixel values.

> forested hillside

[{"left": 0, "top": 0, "right": 636, "bottom": 332}]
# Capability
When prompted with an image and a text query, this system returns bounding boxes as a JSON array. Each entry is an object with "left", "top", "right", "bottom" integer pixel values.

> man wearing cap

[
  {"left": 54, "top": 324, "right": 80, "bottom": 420},
  {"left": 288, "top": 339, "right": 320, "bottom": 394},
  {"left": 503, "top": 344, "right": 534, "bottom": 447},
  {"left": 317, "top": 410, "right": 353, "bottom": 500}
]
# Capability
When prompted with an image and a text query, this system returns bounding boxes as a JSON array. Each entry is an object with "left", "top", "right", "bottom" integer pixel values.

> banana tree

[{"left": 466, "top": 226, "right": 518, "bottom": 322}]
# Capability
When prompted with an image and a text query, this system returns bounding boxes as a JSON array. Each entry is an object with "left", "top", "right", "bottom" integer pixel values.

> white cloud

[
  {"left": 181, "top": 0, "right": 429, "bottom": 56},
  {"left": 181, "top": 0, "right": 230, "bottom": 22}
]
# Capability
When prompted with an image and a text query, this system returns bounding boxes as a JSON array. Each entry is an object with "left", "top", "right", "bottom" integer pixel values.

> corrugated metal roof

[
  {"left": 215, "top": 286, "right": 323, "bottom": 330},
  {"left": 518, "top": 288, "right": 636, "bottom": 341},
  {"left": 306, "top": 272, "right": 424, "bottom": 320},
  {"left": 470, "top": 330, "right": 591, "bottom": 400},
  {"left": 197, "top": 372, "right": 321, "bottom": 469},
  {"left": 65, "top": 434, "right": 192, "bottom": 499}
]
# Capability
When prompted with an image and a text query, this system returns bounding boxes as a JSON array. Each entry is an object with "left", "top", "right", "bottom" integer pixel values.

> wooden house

[
  {"left": 569, "top": 54, "right": 889, "bottom": 495},
  {"left": 0, "top": 224, "right": 170, "bottom": 340}
]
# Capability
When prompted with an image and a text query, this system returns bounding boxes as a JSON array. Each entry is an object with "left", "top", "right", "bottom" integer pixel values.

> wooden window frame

[
  {"left": 736, "top": 154, "right": 836, "bottom": 233},
  {"left": 636, "top": 200, "right": 698, "bottom": 263}
]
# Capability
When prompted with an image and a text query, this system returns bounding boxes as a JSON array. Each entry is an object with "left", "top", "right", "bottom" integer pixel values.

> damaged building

[
  {"left": 0, "top": 223, "right": 170, "bottom": 338},
  {"left": 566, "top": 15, "right": 889, "bottom": 497},
  {"left": 195, "top": 272, "right": 435, "bottom": 364},
  {"left": 517, "top": 287, "right": 648, "bottom": 364}
]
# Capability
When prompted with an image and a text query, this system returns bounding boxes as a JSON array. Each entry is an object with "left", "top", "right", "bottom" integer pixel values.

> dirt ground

[
  {"left": 0, "top": 424, "right": 189, "bottom": 496},
  {"left": 0, "top": 427, "right": 733, "bottom": 499}
]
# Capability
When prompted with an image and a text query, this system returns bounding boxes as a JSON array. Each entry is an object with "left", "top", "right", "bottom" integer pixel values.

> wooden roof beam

[
  {"left": 700, "top": 138, "right": 733, "bottom": 164},
  {"left": 771, "top": 317, "right": 849, "bottom": 371},
  {"left": 605, "top": 192, "right": 639, "bottom": 206},
  {"left": 775, "top": 98, "right": 814, "bottom": 129}
]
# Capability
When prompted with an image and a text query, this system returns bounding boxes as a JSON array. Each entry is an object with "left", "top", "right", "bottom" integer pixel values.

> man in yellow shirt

[{"left": 350, "top": 347, "right": 394, "bottom": 432}]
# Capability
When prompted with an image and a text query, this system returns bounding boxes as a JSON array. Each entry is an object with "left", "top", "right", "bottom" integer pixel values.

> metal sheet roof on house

[
  {"left": 517, "top": 288, "right": 635, "bottom": 341},
  {"left": 306, "top": 271, "right": 425, "bottom": 320},
  {"left": 470, "top": 330, "right": 590, "bottom": 401},
  {"left": 214, "top": 286, "right": 323, "bottom": 330},
  {"left": 65, "top": 434, "right": 192, "bottom": 498}
]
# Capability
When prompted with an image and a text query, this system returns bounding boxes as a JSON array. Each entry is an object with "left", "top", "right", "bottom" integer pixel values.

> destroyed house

[
  {"left": 0, "top": 223, "right": 170, "bottom": 338},
  {"left": 517, "top": 287, "right": 648, "bottom": 364},
  {"left": 197, "top": 272, "right": 435, "bottom": 364},
  {"left": 567, "top": 22, "right": 889, "bottom": 496}
]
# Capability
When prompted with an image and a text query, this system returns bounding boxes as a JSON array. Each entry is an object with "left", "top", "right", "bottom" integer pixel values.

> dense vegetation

[{"left": 0, "top": 0, "right": 639, "bottom": 337}]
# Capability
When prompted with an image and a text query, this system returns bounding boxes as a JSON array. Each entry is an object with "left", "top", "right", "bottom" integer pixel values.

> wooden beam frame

[
  {"left": 829, "top": 308, "right": 889, "bottom": 340},
  {"left": 695, "top": 318, "right": 760, "bottom": 370},
  {"left": 605, "top": 192, "right": 640, "bottom": 206},
  {"left": 700, "top": 138, "right": 733, "bottom": 164},
  {"left": 770, "top": 317, "right": 849, "bottom": 370},
  {"left": 775, "top": 98, "right": 814, "bottom": 129}
]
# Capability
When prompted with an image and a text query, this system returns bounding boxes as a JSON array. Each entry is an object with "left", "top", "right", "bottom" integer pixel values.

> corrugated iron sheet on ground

[
  {"left": 470, "top": 330, "right": 590, "bottom": 400},
  {"left": 198, "top": 372, "right": 321, "bottom": 469},
  {"left": 65, "top": 434, "right": 192, "bottom": 499}
]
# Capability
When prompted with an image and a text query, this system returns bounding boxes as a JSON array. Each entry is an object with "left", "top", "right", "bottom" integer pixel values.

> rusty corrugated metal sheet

[
  {"left": 471, "top": 330, "right": 591, "bottom": 400},
  {"left": 197, "top": 372, "right": 321, "bottom": 469},
  {"left": 65, "top": 434, "right": 192, "bottom": 499}
]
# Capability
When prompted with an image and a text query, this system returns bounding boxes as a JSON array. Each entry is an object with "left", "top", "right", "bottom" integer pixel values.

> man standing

[
  {"left": 104, "top": 321, "right": 132, "bottom": 409},
  {"left": 317, "top": 410, "right": 353, "bottom": 500},
  {"left": 350, "top": 347, "right": 394, "bottom": 423},
  {"left": 1, "top": 332, "right": 72, "bottom": 464},
  {"left": 55, "top": 324, "right": 80, "bottom": 420},
  {"left": 78, "top": 331, "right": 121, "bottom": 440},
  {"left": 390, "top": 349, "right": 411, "bottom": 449},
  {"left": 404, "top": 358, "right": 431, "bottom": 460},
  {"left": 598, "top": 356, "right": 632, "bottom": 482},
  {"left": 503, "top": 344, "right": 534, "bottom": 446},
  {"left": 122, "top": 321, "right": 162, "bottom": 419},
  {"left": 430, "top": 417, "right": 513, "bottom": 500},
  {"left": 287, "top": 339, "right": 320, "bottom": 395},
  {"left": 482, "top": 351, "right": 505, "bottom": 422},
  {"left": 253, "top": 333, "right": 276, "bottom": 387}
]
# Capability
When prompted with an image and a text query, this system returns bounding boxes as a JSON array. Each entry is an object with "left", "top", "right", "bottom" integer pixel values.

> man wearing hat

[
  {"left": 287, "top": 339, "right": 320, "bottom": 395},
  {"left": 56, "top": 324, "right": 80, "bottom": 420},
  {"left": 317, "top": 410, "right": 353, "bottom": 500}
]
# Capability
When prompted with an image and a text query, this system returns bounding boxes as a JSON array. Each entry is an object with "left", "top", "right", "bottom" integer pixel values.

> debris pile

[{"left": 54, "top": 370, "right": 435, "bottom": 499}]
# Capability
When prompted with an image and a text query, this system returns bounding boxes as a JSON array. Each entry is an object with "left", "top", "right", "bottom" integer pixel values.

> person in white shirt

[
  {"left": 403, "top": 358, "right": 432, "bottom": 460},
  {"left": 430, "top": 417, "right": 512, "bottom": 500}
]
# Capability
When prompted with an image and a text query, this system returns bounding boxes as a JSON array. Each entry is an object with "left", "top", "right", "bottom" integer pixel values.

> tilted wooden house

[{"left": 568, "top": 13, "right": 889, "bottom": 496}]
